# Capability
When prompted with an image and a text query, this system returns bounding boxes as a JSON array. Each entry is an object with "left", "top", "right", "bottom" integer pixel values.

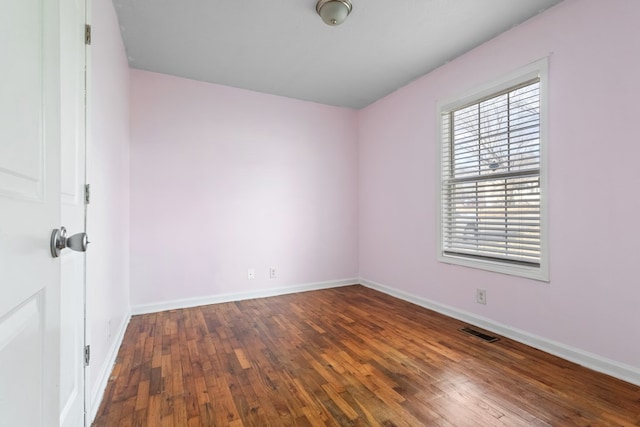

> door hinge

[
  {"left": 84, "top": 184, "right": 90, "bottom": 204},
  {"left": 84, "top": 345, "right": 91, "bottom": 366},
  {"left": 85, "top": 24, "right": 92, "bottom": 45}
]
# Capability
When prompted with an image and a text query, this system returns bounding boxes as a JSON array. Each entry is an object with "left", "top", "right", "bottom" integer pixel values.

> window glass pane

[{"left": 441, "top": 79, "right": 541, "bottom": 268}]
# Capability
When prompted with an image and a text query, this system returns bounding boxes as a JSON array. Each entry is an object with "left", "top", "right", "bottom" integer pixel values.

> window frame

[{"left": 436, "top": 59, "right": 549, "bottom": 282}]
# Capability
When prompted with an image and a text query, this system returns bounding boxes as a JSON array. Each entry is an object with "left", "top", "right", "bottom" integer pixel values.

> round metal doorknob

[
  {"left": 66, "top": 231, "right": 89, "bottom": 252},
  {"left": 50, "top": 227, "right": 90, "bottom": 258}
]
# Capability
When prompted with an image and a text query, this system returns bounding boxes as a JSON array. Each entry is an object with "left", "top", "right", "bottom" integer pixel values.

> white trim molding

[
  {"left": 359, "top": 277, "right": 640, "bottom": 387},
  {"left": 88, "top": 310, "right": 132, "bottom": 424},
  {"left": 131, "top": 278, "right": 359, "bottom": 315}
]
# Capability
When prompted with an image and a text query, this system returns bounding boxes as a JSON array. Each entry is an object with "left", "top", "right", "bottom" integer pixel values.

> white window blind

[{"left": 441, "top": 79, "right": 541, "bottom": 267}]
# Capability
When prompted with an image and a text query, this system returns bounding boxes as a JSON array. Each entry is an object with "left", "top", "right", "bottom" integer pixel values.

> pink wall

[
  {"left": 130, "top": 71, "right": 358, "bottom": 306},
  {"left": 88, "top": 0, "right": 131, "bottom": 408},
  {"left": 358, "top": 0, "right": 640, "bottom": 369}
]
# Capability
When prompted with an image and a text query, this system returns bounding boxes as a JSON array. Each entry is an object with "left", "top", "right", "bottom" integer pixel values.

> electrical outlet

[
  {"left": 269, "top": 267, "right": 277, "bottom": 279},
  {"left": 476, "top": 289, "right": 487, "bottom": 305},
  {"left": 247, "top": 268, "right": 255, "bottom": 280}
]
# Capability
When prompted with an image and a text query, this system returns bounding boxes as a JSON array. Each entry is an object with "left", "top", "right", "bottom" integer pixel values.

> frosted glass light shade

[{"left": 316, "top": 0, "right": 352, "bottom": 26}]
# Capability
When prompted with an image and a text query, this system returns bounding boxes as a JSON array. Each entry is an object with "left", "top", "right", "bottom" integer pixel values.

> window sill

[{"left": 438, "top": 253, "right": 549, "bottom": 282}]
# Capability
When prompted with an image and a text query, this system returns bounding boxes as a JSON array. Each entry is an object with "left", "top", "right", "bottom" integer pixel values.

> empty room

[{"left": 2, "top": 0, "right": 639, "bottom": 426}]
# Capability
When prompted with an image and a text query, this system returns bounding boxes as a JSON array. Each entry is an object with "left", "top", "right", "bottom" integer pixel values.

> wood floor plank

[{"left": 93, "top": 285, "right": 640, "bottom": 426}]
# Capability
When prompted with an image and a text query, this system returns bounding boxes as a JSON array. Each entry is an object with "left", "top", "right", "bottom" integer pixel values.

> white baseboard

[
  {"left": 88, "top": 310, "right": 132, "bottom": 424},
  {"left": 359, "top": 277, "right": 640, "bottom": 387},
  {"left": 131, "top": 278, "right": 359, "bottom": 315}
]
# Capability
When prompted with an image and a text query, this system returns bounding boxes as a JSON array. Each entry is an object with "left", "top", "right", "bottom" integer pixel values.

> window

[{"left": 438, "top": 61, "right": 548, "bottom": 281}]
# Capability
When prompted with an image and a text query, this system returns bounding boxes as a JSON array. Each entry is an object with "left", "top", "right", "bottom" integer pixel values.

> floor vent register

[{"left": 460, "top": 327, "right": 500, "bottom": 343}]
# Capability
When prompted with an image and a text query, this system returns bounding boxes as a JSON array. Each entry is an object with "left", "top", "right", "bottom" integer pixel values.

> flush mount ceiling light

[{"left": 316, "top": 0, "right": 353, "bottom": 26}]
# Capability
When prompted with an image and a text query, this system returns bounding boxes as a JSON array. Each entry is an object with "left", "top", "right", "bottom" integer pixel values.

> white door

[
  {"left": 0, "top": 0, "right": 62, "bottom": 426},
  {"left": 59, "top": 0, "right": 88, "bottom": 426}
]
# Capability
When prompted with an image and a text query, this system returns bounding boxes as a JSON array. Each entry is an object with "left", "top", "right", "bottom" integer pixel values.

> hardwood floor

[{"left": 92, "top": 285, "right": 640, "bottom": 426}]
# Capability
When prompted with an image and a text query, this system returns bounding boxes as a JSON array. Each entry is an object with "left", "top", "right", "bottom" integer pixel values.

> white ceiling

[{"left": 112, "top": 0, "right": 565, "bottom": 109}]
